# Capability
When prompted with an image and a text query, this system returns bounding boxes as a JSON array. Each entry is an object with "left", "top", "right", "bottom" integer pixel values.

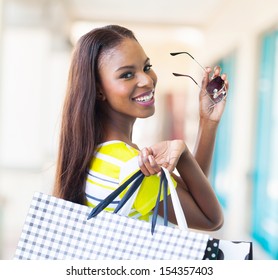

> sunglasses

[{"left": 170, "top": 52, "right": 227, "bottom": 106}]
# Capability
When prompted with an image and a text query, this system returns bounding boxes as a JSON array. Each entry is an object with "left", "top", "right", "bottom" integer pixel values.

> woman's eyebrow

[
  {"left": 116, "top": 65, "right": 135, "bottom": 72},
  {"left": 115, "top": 58, "right": 150, "bottom": 72}
]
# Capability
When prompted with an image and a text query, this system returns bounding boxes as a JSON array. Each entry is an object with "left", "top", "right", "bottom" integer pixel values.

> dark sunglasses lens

[
  {"left": 206, "top": 76, "right": 226, "bottom": 103},
  {"left": 206, "top": 76, "right": 224, "bottom": 93}
]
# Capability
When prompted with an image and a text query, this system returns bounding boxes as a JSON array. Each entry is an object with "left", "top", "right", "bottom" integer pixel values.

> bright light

[
  {"left": 70, "top": 21, "right": 111, "bottom": 45},
  {"left": 173, "top": 27, "right": 204, "bottom": 46},
  {"left": 70, "top": 21, "right": 204, "bottom": 47}
]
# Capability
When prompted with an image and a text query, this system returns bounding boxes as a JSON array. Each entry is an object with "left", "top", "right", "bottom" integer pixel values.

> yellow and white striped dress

[{"left": 85, "top": 140, "right": 176, "bottom": 222}]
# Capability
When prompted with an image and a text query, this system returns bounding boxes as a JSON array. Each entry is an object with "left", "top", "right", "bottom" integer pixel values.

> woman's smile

[{"left": 132, "top": 89, "right": 155, "bottom": 106}]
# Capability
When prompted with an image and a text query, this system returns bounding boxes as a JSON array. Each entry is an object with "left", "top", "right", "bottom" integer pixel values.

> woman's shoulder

[
  {"left": 96, "top": 140, "right": 139, "bottom": 162},
  {"left": 89, "top": 140, "right": 140, "bottom": 184}
]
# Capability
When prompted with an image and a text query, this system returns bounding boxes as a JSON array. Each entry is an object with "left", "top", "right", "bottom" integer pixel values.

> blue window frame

[
  {"left": 210, "top": 53, "right": 236, "bottom": 208},
  {"left": 252, "top": 30, "right": 278, "bottom": 259}
]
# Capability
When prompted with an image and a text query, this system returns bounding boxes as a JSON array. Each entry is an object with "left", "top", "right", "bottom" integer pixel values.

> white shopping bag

[{"left": 14, "top": 168, "right": 209, "bottom": 260}]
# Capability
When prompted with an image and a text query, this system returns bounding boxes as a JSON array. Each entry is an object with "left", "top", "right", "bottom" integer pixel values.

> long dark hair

[{"left": 53, "top": 25, "right": 137, "bottom": 204}]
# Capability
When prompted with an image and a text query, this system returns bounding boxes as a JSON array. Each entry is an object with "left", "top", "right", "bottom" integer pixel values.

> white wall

[
  {"left": 0, "top": 1, "right": 71, "bottom": 258},
  {"left": 197, "top": 0, "right": 278, "bottom": 258}
]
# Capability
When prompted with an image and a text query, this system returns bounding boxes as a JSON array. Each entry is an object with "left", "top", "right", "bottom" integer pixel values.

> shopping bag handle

[
  {"left": 114, "top": 167, "right": 187, "bottom": 234},
  {"left": 163, "top": 167, "right": 188, "bottom": 230},
  {"left": 151, "top": 167, "right": 188, "bottom": 233},
  {"left": 87, "top": 170, "right": 144, "bottom": 220},
  {"left": 87, "top": 167, "right": 188, "bottom": 233},
  {"left": 113, "top": 172, "right": 145, "bottom": 214},
  {"left": 87, "top": 167, "right": 167, "bottom": 232},
  {"left": 151, "top": 169, "right": 168, "bottom": 233}
]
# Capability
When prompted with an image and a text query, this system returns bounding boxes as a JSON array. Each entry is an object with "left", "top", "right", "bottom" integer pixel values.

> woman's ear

[
  {"left": 96, "top": 84, "right": 106, "bottom": 101},
  {"left": 97, "top": 92, "right": 106, "bottom": 101}
]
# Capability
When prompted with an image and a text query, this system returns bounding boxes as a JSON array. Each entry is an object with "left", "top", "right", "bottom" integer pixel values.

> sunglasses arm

[
  {"left": 172, "top": 73, "right": 206, "bottom": 92},
  {"left": 170, "top": 52, "right": 207, "bottom": 72}
]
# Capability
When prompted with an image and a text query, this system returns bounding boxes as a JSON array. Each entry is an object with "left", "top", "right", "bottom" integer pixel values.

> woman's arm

[
  {"left": 138, "top": 140, "right": 224, "bottom": 231},
  {"left": 168, "top": 145, "right": 224, "bottom": 231},
  {"left": 193, "top": 119, "right": 218, "bottom": 177},
  {"left": 194, "top": 66, "right": 229, "bottom": 176}
]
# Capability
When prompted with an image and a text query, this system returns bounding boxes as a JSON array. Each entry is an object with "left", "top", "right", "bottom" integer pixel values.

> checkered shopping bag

[
  {"left": 13, "top": 168, "right": 209, "bottom": 260},
  {"left": 14, "top": 168, "right": 252, "bottom": 260}
]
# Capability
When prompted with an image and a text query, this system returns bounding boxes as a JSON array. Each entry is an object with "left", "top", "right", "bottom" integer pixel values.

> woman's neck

[{"left": 102, "top": 115, "right": 137, "bottom": 148}]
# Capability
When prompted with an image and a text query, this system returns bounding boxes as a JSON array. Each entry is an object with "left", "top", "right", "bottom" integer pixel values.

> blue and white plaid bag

[
  {"left": 14, "top": 168, "right": 252, "bottom": 260},
  {"left": 14, "top": 168, "right": 210, "bottom": 260}
]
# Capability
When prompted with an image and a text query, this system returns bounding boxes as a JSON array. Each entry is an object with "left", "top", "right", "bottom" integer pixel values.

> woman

[{"left": 53, "top": 25, "right": 228, "bottom": 231}]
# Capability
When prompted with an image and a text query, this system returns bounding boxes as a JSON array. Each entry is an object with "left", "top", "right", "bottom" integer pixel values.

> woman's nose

[{"left": 137, "top": 72, "right": 155, "bottom": 87}]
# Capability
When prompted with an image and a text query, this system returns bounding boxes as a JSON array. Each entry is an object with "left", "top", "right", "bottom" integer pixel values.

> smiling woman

[
  {"left": 53, "top": 24, "right": 228, "bottom": 231},
  {"left": 97, "top": 38, "right": 157, "bottom": 120}
]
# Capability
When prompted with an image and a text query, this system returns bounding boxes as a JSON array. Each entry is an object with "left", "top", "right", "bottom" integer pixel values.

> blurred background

[{"left": 0, "top": 0, "right": 278, "bottom": 260}]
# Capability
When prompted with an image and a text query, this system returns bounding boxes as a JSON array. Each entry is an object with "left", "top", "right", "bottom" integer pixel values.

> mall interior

[{"left": 0, "top": 0, "right": 278, "bottom": 259}]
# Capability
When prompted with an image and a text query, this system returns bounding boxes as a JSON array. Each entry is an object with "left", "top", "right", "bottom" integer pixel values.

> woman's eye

[
  {"left": 120, "top": 72, "right": 133, "bottom": 79},
  {"left": 144, "top": 64, "right": 152, "bottom": 72}
]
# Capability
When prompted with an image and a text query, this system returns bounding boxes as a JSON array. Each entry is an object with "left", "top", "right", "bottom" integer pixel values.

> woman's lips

[{"left": 132, "top": 90, "right": 154, "bottom": 103}]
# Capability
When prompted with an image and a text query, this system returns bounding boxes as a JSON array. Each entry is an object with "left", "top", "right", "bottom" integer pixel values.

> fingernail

[{"left": 142, "top": 148, "right": 147, "bottom": 157}]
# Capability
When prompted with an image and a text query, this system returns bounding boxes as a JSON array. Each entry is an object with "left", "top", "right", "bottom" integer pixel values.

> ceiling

[
  {"left": 67, "top": 0, "right": 227, "bottom": 46},
  {"left": 4, "top": 0, "right": 228, "bottom": 46},
  {"left": 68, "top": 0, "right": 226, "bottom": 28}
]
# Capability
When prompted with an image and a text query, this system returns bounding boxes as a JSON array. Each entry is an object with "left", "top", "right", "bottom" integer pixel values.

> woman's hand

[
  {"left": 193, "top": 66, "right": 229, "bottom": 176},
  {"left": 138, "top": 140, "right": 187, "bottom": 176},
  {"left": 200, "top": 66, "right": 229, "bottom": 123}
]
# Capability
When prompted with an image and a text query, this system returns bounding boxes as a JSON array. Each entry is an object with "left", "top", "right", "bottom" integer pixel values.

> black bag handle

[
  {"left": 87, "top": 170, "right": 143, "bottom": 220},
  {"left": 113, "top": 172, "right": 145, "bottom": 213},
  {"left": 87, "top": 168, "right": 170, "bottom": 234},
  {"left": 151, "top": 168, "right": 169, "bottom": 234}
]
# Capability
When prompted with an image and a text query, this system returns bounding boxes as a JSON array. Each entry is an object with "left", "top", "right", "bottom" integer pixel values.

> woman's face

[{"left": 97, "top": 38, "right": 157, "bottom": 120}]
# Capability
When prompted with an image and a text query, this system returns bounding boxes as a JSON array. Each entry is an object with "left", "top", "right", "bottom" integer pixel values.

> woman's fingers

[
  {"left": 147, "top": 155, "right": 161, "bottom": 174},
  {"left": 138, "top": 148, "right": 161, "bottom": 176},
  {"left": 201, "top": 67, "right": 212, "bottom": 89},
  {"left": 212, "top": 65, "right": 221, "bottom": 77}
]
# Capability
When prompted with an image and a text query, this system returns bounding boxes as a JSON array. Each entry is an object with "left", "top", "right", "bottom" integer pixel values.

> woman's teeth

[{"left": 134, "top": 91, "right": 154, "bottom": 102}]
